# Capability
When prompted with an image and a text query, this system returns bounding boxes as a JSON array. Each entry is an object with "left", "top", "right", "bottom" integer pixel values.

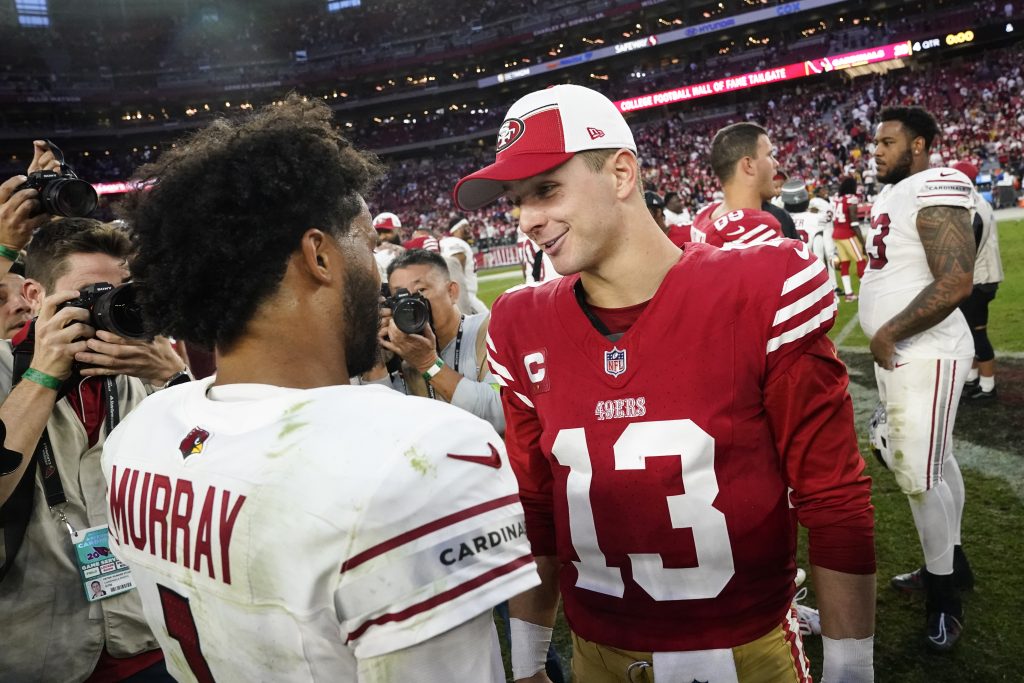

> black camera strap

[{"left": 1, "top": 332, "right": 120, "bottom": 581}]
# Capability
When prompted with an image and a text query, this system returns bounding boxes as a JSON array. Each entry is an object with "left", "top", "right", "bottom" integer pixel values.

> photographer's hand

[
  {"left": 381, "top": 320, "right": 439, "bottom": 373},
  {"left": 76, "top": 331, "right": 186, "bottom": 382},
  {"left": 31, "top": 290, "right": 95, "bottom": 381},
  {"left": 28, "top": 140, "right": 62, "bottom": 175},
  {"left": 0, "top": 175, "right": 49, "bottom": 258}
]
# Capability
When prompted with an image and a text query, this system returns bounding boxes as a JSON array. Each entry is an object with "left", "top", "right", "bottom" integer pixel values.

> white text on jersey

[{"left": 594, "top": 397, "right": 647, "bottom": 421}]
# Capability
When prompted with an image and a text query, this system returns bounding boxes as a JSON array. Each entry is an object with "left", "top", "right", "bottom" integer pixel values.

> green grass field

[{"left": 483, "top": 217, "right": 1024, "bottom": 681}]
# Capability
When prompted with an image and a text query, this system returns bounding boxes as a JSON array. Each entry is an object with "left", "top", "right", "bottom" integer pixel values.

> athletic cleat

[
  {"left": 962, "top": 377, "right": 980, "bottom": 392},
  {"left": 891, "top": 567, "right": 926, "bottom": 593},
  {"left": 926, "top": 611, "right": 963, "bottom": 652},
  {"left": 892, "top": 566, "right": 974, "bottom": 593},
  {"left": 963, "top": 386, "right": 996, "bottom": 401},
  {"left": 793, "top": 587, "right": 821, "bottom": 636}
]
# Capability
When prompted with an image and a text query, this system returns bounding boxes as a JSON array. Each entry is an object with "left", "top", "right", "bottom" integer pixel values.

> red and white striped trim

[
  {"left": 340, "top": 494, "right": 521, "bottom": 574},
  {"left": 767, "top": 257, "right": 836, "bottom": 354},
  {"left": 784, "top": 606, "right": 813, "bottom": 683},
  {"left": 344, "top": 553, "right": 533, "bottom": 644},
  {"left": 925, "top": 359, "right": 959, "bottom": 489}
]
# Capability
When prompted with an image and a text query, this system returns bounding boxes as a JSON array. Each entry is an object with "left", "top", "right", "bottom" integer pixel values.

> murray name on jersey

[{"left": 107, "top": 465, "right": 246, "bottom": 585}]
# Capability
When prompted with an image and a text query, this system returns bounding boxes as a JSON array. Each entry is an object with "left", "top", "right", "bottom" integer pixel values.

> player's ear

[
  {"left": 610, "top": 149, "right": 639, "bottom": 201},
  {"left": 21, "top": 278, "right": 45, "bottom": 313},
  {"left": 299, "top": 228, "right": 333, "bottom": 284}
]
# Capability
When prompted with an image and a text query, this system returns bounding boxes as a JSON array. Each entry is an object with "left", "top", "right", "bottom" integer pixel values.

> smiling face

[{"left": 505, "top": 154, "right": 622, "bottom": 277}]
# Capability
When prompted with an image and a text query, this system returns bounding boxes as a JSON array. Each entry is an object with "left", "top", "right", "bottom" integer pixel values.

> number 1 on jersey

[
  {"left": 159, "top": 584, "right": 215, "bottom": 683},
  {"left": 551, "top": 420, "right": 735, "bottom": 602}
]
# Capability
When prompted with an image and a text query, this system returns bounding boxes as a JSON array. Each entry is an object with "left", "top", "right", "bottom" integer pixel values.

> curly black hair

[
  {"left": 879, "top": 106, "right": 940, "bottom": 151},
  {"left": 118, "top": 94, "right": 384, "bottom": 350}
]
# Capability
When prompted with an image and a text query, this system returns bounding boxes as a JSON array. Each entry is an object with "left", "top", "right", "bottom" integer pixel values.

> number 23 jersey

[{"left": 488, "top": 241, "right": 872, "bottom": 652}]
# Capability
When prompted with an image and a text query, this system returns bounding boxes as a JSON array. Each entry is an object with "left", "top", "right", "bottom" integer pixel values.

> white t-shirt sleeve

[{"left": 335, "top": 407, "right": 538, "bottom": 659}]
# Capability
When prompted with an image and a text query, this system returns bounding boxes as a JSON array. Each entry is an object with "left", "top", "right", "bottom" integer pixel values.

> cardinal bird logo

[{"left": 179, "top": 427, "right": 211, "bottom": 459}]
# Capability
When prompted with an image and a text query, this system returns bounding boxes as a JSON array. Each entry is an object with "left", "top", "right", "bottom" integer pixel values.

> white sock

[
  {"left": 967, "top": 367, "right": 979, "bottom": 382},
  {"left": 908, "top": 482, "right": 956, "bottom": 575},
  {"left": 944, "top": 455, "right": 965, "bottom": 546},
  {"left": 841, "top": 274, "right": 853, "bottom": 294},
  {"left": 979, "top": 376, "right": 995, "bottom": 392}
]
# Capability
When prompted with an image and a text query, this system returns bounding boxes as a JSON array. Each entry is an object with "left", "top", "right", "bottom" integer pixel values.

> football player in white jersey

[
  {"left": 441, "top": 218, "right": 488, "bottom": 313},
  {"left": 782, "top": 179, "right": 838, "bottom": 291},
  {"left": 104, "top": 95, "right": 539, "bottom": 682},
  {"left": 859, "top": 106, "right": 976, "bottom": 652}
]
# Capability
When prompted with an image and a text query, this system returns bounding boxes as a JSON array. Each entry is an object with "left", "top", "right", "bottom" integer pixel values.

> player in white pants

[{"left": 860, "top": 106, "right": 976, "bottom": 652}]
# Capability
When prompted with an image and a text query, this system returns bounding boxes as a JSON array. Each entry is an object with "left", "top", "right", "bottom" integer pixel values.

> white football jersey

[
  {"left": 808, "top": 197, "right": 834, "bottom": 230},
  {"left": 101, "top": 380, "right": 538, "bottom": 682},
  {"left": 790, "top": 211, "right": 827, "bottom": 244},
  {"left": 440, "top": 236, "right": 478, "bottom": 295},
  {"left": 860, "top": 167, "right": 976, "bottom": 359}
]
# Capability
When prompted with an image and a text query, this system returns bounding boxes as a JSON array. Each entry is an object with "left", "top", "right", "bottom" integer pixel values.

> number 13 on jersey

[{"left": 551, "top": 419, "right": 735, "bottom": 601}]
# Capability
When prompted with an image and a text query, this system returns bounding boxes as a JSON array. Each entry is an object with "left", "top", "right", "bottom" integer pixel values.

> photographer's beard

[{"left": 343, "top": 263, "right": 382, "bottom": 377}]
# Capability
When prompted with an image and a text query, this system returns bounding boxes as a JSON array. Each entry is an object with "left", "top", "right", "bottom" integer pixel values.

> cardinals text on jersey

[
  {"left": 486, "top": 242, "right": 870, "bottom": 652},
  {"left": 691, "top": 203, "right": 783, "bottom": 247},
  {"left": 102, "top": 381, "right": 539, "bottom": 681},
  {"left": 859, "top": 167, "right": 976, "bottom": 359}
]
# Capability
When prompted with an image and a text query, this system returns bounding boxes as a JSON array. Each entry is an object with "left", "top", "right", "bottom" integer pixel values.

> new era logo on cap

[{"left": 453, "top": 85, "right": 637, "bottom": 211}]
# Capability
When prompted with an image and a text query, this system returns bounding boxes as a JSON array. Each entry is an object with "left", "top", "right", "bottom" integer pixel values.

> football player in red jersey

[
  {"left": 831, "top": 177, "right": 867, "bottom": 301},
  {"left": 454, "top": 84, "right": 876, "bottom": 683},
  {"left": 691, "top": 123, "right": 787, "bottom": 247}
]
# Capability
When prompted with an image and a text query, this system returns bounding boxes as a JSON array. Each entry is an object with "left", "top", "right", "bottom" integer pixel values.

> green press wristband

[
  {"left": 22, "top": 368, "right": 62, "bottom": 391},
  {"left": 421, "top": 358, "right": 445, "bottom": 382},
  {"left": 0, "top": 244, "right": 20, "bottom": 261}
]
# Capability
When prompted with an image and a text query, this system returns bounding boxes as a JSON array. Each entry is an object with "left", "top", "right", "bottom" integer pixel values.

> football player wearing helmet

[{"left": 831, "top": 177, "right": 867, "bottom": 301}]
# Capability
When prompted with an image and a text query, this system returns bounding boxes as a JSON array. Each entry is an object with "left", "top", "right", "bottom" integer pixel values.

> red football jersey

[
  {"left": 830, "top": 194, "right": 860, "bottom": 239},
  {"left": 487, "top": 241, "right": 872, "bottom": 652},
  {"left": 691, "top": 202, "right": 783, "bottom": 247}
]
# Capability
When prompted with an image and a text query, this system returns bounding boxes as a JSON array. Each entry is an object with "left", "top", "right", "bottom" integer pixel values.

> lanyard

[
  {"left": 39, "top": 377, "right": 120, "bottom": 517},
  {"left": 426, "top": 316, "right": 465, "bottom": 400}
]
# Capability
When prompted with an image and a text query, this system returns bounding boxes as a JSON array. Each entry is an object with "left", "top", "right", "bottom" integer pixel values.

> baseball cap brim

[{"left": 454, "top": 151, "right": 574, "bottom": 212}]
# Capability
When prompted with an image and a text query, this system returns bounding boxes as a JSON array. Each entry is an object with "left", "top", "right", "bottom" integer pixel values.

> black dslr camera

[
  {"left": 16, "top": 140, "right": 97, "bottom": 218},
  {"left": 382, "top": 285, "right": 433, "bottom": 335},
  {"left": 57, "top": 282, "right": 147, "bottom": 340}
]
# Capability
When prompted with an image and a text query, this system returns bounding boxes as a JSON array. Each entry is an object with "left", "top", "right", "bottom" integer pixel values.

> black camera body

[
  {"left": 383, "top": 286, "right": 433, "bottom": 335},
  {"left": 58, "top": 282, "right": 147, "bottom": 340},
  {"left": 18, "top": 168, "right": 98, "bottom": 218}
]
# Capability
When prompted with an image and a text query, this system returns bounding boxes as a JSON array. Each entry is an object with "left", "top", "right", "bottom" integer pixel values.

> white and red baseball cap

[
  {"left": 372, "top": 212, "right": 401, "bottom": 231},
  {"left": 453, "top": 84, "right": 636, "bottom": 211}
]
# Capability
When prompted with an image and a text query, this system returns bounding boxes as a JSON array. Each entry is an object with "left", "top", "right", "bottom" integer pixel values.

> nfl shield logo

[{"left": 604, "top": 347, "right": 627, "bottom": 377}]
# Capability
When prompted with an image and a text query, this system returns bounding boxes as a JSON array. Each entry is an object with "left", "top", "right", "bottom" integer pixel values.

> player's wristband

[
  {"left": 821, "top": 635, "right": 874, "bottom": 683},
  {"left": 0, "top": 244, "right": 20, "bottom": 261},
  {"left": 510, "top": 618, "right": 552, "bottom": 680},
  {"left": 421, "top": 357, "right": 444, "bottom": 382},
  {"left": 22, "top": 368, "right": 62, "bottom": 391}
]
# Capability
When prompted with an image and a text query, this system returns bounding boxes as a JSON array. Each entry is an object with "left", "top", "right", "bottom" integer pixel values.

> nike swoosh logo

[
  {"left": 894, "top": 362, "right": 910, "bottom": 369},
  {"left": 725, "top": 228, "right": 744, "bottom": 236},
  {"left": 447, "top": 443, "right": 502, "bottom": 468},
  {"left": 938, "top": 171, "right": 958, "bottom": 177}
]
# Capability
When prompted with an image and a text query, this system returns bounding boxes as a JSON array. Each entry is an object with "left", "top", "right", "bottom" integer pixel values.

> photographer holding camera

[
  {"left": 0, "top": 217, "right": 184, "bottom": 682},
  {"left": 367, "top": 249, "right": 505, "bottom": 433}
]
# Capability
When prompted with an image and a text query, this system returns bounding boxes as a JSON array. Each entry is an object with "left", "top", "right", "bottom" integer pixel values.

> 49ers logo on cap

[{"left": 496, "top": 118, "right": 526, "bottom": 152}]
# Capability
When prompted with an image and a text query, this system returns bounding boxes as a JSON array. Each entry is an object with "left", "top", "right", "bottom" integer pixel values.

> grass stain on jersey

[
  {"left": 404, "top": 446, "right": 436, "bottom": 477},
  {"left": 278, "top": 420, "right": 308, "bottom": 440},
  {"left": 284, "top": 400, "right": 312, "bottom": 415}
]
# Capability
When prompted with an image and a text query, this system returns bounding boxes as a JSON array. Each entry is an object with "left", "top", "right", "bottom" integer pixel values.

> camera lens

[
  {"left": 43, "top": 178, "right": 98, "bottom": 217},
  {"left": 393, "top": 298, "right": 431, "bottom": 335},
  {"left": 92, "top": 283, "right": 147, "bottom": 339}
]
